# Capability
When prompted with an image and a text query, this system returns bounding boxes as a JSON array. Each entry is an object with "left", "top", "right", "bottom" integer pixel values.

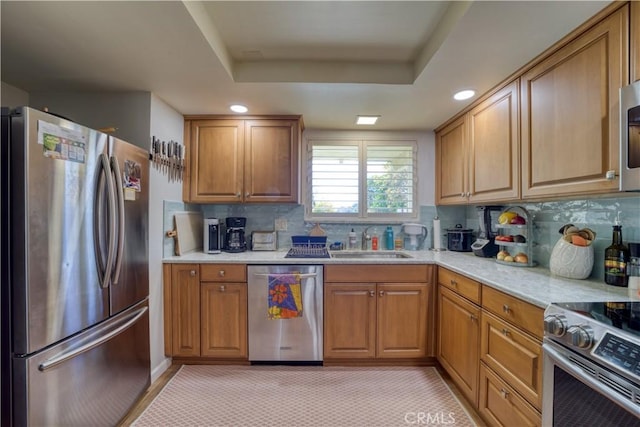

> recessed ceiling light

[
  {"left": 230, "top": 104, "right": 248, "bottom": 113},
  {"left": 356, "top": 115, "right": 380, "bottom": 125},
  {"left": 453, "top": 90, "right": 475, "bottom": 101}
]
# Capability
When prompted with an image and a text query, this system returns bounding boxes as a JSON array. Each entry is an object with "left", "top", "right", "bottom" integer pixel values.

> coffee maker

[
  {"left": 223, "top": 217, "right": 247, "bottom": 253},
  {"left": 471, "top": 206, "right": 503, "bottom": 257}
]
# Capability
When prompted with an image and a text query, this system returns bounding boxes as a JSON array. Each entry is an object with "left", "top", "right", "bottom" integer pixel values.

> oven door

[{"left": 542, "top": 341, "right": 640, "bottom": 426}]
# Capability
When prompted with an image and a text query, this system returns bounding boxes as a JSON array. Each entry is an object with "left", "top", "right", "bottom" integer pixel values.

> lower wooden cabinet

[
  {"left": 480, "top": 311, "right": 543, "bottom": 410},
  {"left": 164, "top": 263, "right": 248, "bottom": 360},
  {"left": 201, "top": 282, "right": 248, "bottom": 358},
  {"left": 437, "top": 285, "right": 480, "bottom": 406},
  {"left": 324, "top": 264, "right": 433, "bottom": 361},
  {"left": 478, "top": 363, "right": 541, "bottom": 427}
]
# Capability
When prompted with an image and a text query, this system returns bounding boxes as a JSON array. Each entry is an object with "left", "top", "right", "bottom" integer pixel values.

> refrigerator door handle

[
  {"left": 110, "top": 155, "right": 125, "bottom": 285},
  {"left": 38, "top": 305, "right": 148, "bottom": 372},
  {"left": 94, "top": 153, "right": 116, "bottom": 289}
]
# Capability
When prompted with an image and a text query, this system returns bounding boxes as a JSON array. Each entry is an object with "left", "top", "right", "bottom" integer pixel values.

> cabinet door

[
  {"left": 632, "top": 1, "right": 640, "bottom": 83},
  {"left": 323, "top": 283, "right": 376, "bottom": 359},
  {"left": 244, "top": 119, "right": 299, "bottom": 203},
  {"left": 478, "top": 363, "right": 541, "bottom": 427},
  {"left": 189, "top": 120, "right": 244, "bottom": 203},
  {"left": 170, "top": 264, "right": 200, "bottom": 357},
  {"left": 437, "top": 286, "right": 480, "bottom": 406},
  {"left": 377, "top": 283, "right": 429, "bottom": 358},
  {"left": 480, "top": 312, "right": 543, "bottom": 410},
  {"left": 201, "top": 282, "right": 248, "bottom": 358},
  {"left": 521, "top": 6, "right": 628, "bottom": 198},
  {"left": 436, "top": 116, "right": 468, "bottom": 205},
  {"left": 468, "top": 81, "right": 520, "bottom": 202}
]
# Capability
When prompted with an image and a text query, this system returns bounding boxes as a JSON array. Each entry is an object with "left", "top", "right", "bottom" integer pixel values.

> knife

[
  {"left": 161, "top": 140, "right": 167, "bottom": 172},
  {"left": 179, "top": 143, "right": 184, "bottom": 180},
  {"left": 168, "top": 140, "right": 174, "bottom": 181},
  {"left": 149, "top": 136, "right": 154, "bottom": 161}
]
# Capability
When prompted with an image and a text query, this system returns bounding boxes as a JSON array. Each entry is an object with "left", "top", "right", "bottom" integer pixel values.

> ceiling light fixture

[
  {"left": 230, "top": 104, "right": 248, "bottom": 113},
  {"left": 356, "top": 115, "right": 380, "bottom": 125},
  {"left": 453, "top": 90, "right": 475, "bottom": 101}
]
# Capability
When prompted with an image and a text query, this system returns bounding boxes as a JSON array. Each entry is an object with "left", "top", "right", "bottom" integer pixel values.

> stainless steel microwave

[{"left": 621, "top": 80, "right": 640, "bottom": 191}]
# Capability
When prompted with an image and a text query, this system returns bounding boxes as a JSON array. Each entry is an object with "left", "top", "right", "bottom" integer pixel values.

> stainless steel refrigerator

[{"left": 1, "top": 107, "right": 150, "bottom": 426}]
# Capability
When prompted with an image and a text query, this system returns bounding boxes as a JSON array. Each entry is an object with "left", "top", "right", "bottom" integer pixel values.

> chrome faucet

[{"left": 362, "top": 226, "right": 372, "bottom": 250}]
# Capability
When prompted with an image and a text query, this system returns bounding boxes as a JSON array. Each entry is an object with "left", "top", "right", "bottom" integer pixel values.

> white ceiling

[{"left": 0, "top": 1, "right": 612, "bottom": 130}]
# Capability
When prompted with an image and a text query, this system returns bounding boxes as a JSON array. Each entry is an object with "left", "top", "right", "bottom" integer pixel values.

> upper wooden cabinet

[
  {"left": 183, "top": 116, "right": 301, "bottom": 203},
  {"left": 436, "top": 81, "right": 519, "bottom": 205},
  {"left": 632, "top": 1, "right": 640, "bottom": 83},
  {"left": 520, "top": 5, "right": 629, "bottom": 198}
]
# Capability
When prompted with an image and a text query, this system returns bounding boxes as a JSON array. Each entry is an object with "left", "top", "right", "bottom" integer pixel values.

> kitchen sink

[{"left": 330, "top": 251, "right": 414, "bottom": 259}]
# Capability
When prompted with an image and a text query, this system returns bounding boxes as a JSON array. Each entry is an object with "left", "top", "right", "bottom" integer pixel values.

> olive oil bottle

[{"left": 604, "top": 221, "right": 630, "bottom": 287}]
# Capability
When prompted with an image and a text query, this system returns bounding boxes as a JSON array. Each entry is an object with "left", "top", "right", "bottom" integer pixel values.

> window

[{"left": 305, "top": 139, "right": 417, "bottom": 221}]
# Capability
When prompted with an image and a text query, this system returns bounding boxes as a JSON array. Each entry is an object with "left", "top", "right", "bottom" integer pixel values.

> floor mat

[{"left": 132, "top": 365, "right": 477, "bottom": 427}]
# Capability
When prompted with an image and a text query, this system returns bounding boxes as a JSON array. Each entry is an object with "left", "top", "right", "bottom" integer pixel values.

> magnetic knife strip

[{"left": 150, "top": 136, "right": 184, "bottom": 181}]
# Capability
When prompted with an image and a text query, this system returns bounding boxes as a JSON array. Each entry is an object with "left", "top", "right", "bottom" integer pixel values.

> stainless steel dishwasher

[{"left": 247, "top": 265, "right": 323, "bottom": 362}]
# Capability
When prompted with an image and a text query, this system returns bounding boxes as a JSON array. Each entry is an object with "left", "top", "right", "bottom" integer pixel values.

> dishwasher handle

[{"left": 252, "top": 272, "right": 318, "bottom": 279}]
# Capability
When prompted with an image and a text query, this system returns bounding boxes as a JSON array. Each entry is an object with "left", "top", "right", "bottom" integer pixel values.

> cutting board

[{"left": 170, "top": 211, "right": 203, "bottom": 255}]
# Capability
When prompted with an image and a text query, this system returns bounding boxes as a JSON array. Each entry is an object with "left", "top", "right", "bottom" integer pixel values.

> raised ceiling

[{"left": 0, "top": 1, "right": 611, "bottom": 130}]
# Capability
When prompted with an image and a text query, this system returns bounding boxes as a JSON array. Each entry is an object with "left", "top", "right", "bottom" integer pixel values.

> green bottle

[{"left": 604, "top": 222, "right": 630, "bottom": 287}]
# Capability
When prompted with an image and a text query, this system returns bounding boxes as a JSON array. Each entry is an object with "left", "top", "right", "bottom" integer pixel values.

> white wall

[
  {"left": 1, "top": 82, "right": 29, "bottom": 107},
  {"left": 148, "top": 94, "right": 183, "bottom": 382},
  {"left": 303, "top": 129, "right": 436, "bottom": 206}
]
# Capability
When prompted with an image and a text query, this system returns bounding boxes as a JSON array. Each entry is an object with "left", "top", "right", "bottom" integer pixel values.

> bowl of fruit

[{"left": 549, "top": 224, "right": 595, "bottom": 279}]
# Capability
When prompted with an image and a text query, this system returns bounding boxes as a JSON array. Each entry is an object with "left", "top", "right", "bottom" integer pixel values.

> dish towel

[{"left": 268, "top": 273, "right": 303, "bottom": 319}]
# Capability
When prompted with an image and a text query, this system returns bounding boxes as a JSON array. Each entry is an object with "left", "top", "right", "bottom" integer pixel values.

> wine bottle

[{"left": 604, "top": 222, "right": 630, "bottom": 287}]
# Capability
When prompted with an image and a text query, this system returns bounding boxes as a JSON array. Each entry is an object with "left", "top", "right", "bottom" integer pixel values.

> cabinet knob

[
  {"left": 469, "top": 314, "right": 477, "bottom": 322},
  {"left": 500, "top": 389, "right": 509, "bottom": 399},
  {"left": 460, "top": 192, "right": 465, "bottom": 197},
  {"left": 236, "top": 192, "right": 241, "bottom": 197},
  {"left": 466, "top": 192, "right": 471, "bottom": 197},
  {"left": 501, "top": 328, "right": 510, "bottom": 336},
  {"left": 379, "top": 290, "right": 384, "bottom": 297},
  {"left": 502, "top": 304, "right": 511, "bottom": 314},
  {"left": 245, "top": 192, "right": 250, "bottom": 197},
  {"left": 219, "top": 285, "right": 225, "bottom": 292},
  {"left": 369, "top": 290, "right": 375, "bottom": 297},
  {"left": 450, "top": 279, "right": 457, "bottom": 287},
  {"left": 218, "top": 270, "right": 225, "bottom": 277},
  {"left": 189, "top": 270, "right": 196, "bottom": 277}
]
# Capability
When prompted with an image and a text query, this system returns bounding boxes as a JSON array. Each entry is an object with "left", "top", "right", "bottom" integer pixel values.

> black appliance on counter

[
  {"left": 446, "top": 224, "right": 473, "bottom": 252},
  {"left": 471, "top": 205, "right": 503, "bottom": 257},
  {"left": 223, "top": 217, "right": 247, "bottom": 252}
]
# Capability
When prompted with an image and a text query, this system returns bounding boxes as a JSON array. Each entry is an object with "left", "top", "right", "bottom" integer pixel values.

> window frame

[{"left": 303, "top": 137, "right": 419, "bottom": 223}]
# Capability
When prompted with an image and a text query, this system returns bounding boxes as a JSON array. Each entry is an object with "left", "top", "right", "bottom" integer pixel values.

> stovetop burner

[{"left": 551, "top": 301, "right": 640, "bottom": 338}]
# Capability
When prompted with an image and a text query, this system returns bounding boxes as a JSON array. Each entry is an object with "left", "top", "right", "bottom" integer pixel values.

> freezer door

[
  {"left": 12, "top": 299, "right": 150, "bottom": 426},
  {"left": 248, "top": 265, "right": 323, "bottom": 361},
  {"left": 108, "top": 137, "right": 149, "bottom": 315},
  {"left": 10, "top": 107, "right": 110, "bottom": 355}
]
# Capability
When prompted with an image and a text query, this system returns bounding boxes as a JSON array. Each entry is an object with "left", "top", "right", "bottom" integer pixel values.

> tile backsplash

[{"left": 163, "top": 195, "right": 639, "bottom": 281}]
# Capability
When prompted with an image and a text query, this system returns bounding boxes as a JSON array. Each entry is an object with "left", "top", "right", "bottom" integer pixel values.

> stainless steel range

[{"left": 543, "top": 301, "right": 640, "bottom": 426}]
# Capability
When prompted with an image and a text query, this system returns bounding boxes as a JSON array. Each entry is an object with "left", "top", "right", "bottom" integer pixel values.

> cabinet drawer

[
  {"left": 482, "top": 286, "right": 543, "bottom": 339},
  {"left": 478, "top": 363, "right": 541, "bottom": 427},
  {"left": 437, "top": 267, "right": 481, "bottom": 305},
  {"left": 325, "top": 265, "right": 428, "bottom": 283},
  {"left": 201, "top": 264, "right": 246, "bottom": 282},
  {"left": 480, "top": 312, "right": 542, "bottom": 410}
]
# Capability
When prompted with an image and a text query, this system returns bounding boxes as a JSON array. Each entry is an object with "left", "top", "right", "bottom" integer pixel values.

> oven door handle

[{"left": 543, "top": 343, "right": 640, "bottom": 417}]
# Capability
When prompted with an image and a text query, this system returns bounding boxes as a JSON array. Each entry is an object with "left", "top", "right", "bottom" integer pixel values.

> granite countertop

[{"left": 163, "top": 250, "right": 639, "bottom": 308}]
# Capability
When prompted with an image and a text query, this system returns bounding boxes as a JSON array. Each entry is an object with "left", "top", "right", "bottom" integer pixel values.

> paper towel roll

[{"left": 433, "top": 218, "right": 441, "bottom": 250}]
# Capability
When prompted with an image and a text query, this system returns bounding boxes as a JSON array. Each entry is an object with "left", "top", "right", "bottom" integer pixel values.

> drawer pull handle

[
  {"left": 500, "top": 389, "right": 509, "bottom": 399},
  {"left": 369, "top": 290, "right": 375, "bottom": 297},
  {"left": 190, "top": 270, "right": 196, "bottom": 277},
  {"left": 219, "top": 270, "right": 225, "bottom": 277},
  {"left": 503, "top": 304, "right": 511, "bottom": 313},
  {"left": 502, "top": 328, "right": 510, "bottom": 336},
  {"left": 220, "top": 285, "right": 225, "bottom": 292},
  {"left": 379, "top": 290, "right": 384, "bottom": 297}
]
